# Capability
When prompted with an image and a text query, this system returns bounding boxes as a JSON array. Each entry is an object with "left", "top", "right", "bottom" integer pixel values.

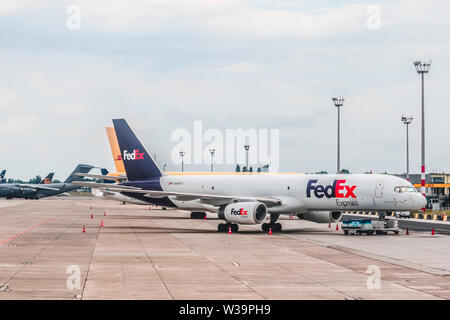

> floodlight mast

[
  {"left": 244, "top": 145, "right": 250, "bottom": 171},
  {"left": 332, "top": 97, "right": 345, "bottom": 174},
  {"left": 413, "top": 60, "right": 431, "bottom": 197},
  {"left": 179, "top": 151, "right": 185, "bottom": 172},
  {"left": 209, "top": 149, "right": 215, "bottom": 172},
  {"left": 401, "top": 115, "right": 413, "bottom": 181}
]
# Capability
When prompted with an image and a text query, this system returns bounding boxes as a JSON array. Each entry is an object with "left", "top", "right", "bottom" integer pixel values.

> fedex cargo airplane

[{"left": 75, "top": 119, "right": 426, "bottom": 233}]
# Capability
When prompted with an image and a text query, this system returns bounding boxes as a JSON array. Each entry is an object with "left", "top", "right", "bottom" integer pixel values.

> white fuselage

[{"left": 158, "top": 173, "right": 426, "bottom": 214}]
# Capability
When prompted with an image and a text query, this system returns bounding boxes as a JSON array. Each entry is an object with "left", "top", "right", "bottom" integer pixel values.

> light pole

[
  {"left": 332, "top": 97, "right": 345, "bottom": 174},
  {"left": 244, "top": 145, "right": 250, "bottom": 171},
  {"left": 209, "top": 148, "right": 215, "bottom": 172},
  {"left": 401, "top": 116, "right": 413, "bottom": 181},
  {"left": 179, "top": 151, "right": 185, "bottom": 172},
  {"left": 414, "top": 60, "right": 431, "bottom": 196}
]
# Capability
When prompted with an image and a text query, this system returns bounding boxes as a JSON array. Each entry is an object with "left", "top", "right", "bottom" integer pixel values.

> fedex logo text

[
  {"left": 307, "top": 180, "right": 357, "bottom": 199},
  {"left": 123, "top": 149, "right": 144, "bottom": 160},
  {"left": 230, "top": 208, "right": 248, "bottom": 216}
]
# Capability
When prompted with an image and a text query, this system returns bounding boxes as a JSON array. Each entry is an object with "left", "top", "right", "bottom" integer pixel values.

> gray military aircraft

[{"left": 0, "top": 164, "right": 94, "bottom": 199}]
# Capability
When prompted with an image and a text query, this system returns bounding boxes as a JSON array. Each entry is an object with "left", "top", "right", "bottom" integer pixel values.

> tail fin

[
  {"left": 64, "top": 164, "right": 94, "bottom": 183},
  {"left": 112, "top": 119, "right": 162, "bottom": 181},
  {"left": 106, "top": 126, "right": 126, "bottom": 174},
  {"left": 0, "top": 170, "right": 6, "bottom": 183},
  {"left": 100, "top": 168, "right": 115, "bottom": 184},
  {"left": 40, "top": 173, "right": 54, "bottom": 184}
]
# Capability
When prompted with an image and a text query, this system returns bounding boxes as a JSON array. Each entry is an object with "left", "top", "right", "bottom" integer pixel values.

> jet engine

[
  {"left": 297, "top": 211, "right": 342, "bottom": 223},
  {"left": 219, "top": 202, "right": 267, "bottom": 224},
  {"left": 10, "top": 187, "right": 35, "bottom": 198},
  {"left": 21, "top": 188, "right": 36, "bottom": 197}
]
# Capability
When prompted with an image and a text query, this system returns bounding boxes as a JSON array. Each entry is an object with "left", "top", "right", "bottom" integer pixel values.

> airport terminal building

[{"left": 395, "top": 172, "right": 450, "bottom": 209}]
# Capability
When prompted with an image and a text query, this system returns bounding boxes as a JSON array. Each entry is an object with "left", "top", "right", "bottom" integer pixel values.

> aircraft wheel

[
  {"left": 218, "top": 223, "right": 225, "bottom": 232},
  {"left": 262, "top": 223, "right": 269, "bottom": 232},
  {"left": 231, "top": 224, "right": 239, "bottom": 233},
  {"left": 275, "top": 223, "right": 282, "bottom": 232}
]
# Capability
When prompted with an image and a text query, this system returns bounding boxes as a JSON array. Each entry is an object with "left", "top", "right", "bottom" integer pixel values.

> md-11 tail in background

[
  {"left": 74, "top": 119, "right": 426, "bottom": 233},
  {"left": 0, "top": 170, "right": 6, "bottom": 183}
]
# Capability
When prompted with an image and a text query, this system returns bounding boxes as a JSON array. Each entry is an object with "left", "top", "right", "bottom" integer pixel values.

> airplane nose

[{"left": 416, "top": 194, "right": 427, "bottom": 209}]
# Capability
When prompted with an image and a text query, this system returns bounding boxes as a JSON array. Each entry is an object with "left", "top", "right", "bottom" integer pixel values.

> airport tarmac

[{"left": 0, "top": 198, "right": 449, "bottom": 300}]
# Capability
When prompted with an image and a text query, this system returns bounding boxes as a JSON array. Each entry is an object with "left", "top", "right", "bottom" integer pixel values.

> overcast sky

[{"left": 1, "top": 0, "right": 449, "bottom": 180}]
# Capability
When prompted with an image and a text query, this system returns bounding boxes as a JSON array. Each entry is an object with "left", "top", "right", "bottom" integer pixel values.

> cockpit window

[{"left": 394, "top": 186, "right": 417, "bottom": 193}]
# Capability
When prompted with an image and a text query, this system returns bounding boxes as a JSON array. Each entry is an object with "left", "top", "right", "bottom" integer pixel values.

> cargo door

[
  {"left": 374, "top": 180, "right": 385, "bottom": 210},
  {"left": 375, "top": 181, "right": 384, "bottom": 198}
]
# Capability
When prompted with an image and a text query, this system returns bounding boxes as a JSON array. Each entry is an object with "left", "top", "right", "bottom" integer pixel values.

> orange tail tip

[{"left": 106, "top": 126, "right": 126, "bottom": 174}]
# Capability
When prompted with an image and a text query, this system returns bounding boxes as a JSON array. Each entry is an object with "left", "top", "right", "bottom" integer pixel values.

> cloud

[
  {"left": 216, "top": 61, "right": 263, "bottom": 72},
  {"left": 0, "top": 0, "right": 450, "bottom": 178},
  {"left": 0, "top": 115, "right": 40, "bottom": 135}
]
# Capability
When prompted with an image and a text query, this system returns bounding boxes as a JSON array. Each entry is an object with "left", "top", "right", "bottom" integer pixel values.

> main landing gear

[
  {"left": 190, "top": 211, "right": 206, "bottom": 219},
  {"left": 217, "top": 223, "right": 239, "bottom": 233},
  {"left": 261, "top": 213, "right": 282, "bottom": 232}
]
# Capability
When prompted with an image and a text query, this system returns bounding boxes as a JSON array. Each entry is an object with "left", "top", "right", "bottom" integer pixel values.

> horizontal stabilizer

[{"left": 74, "top": 173, "right": 127, "bottom": 182}]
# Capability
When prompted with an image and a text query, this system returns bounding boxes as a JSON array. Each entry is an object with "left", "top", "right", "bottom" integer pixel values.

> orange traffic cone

[
  {"left": 101, "top": 220, "right": 104, "bottom": 227},
  {"left": 406, "top": 228, "right": 409, "bottom": 235},
  {"left": 289, "top": 214, "right": 293, "bottom": 219},
  {"left": 269, "top": 228, "right": 272, "bottom": 235},
  {"left": 90, "top": 213, "right": 93, "bottom": 219},
  {"left": 431, "top": 228, "right": 435, "bottom": 235},
  {"left": 204, "top": 214, "right": 206, "bottom": 220},
  {"left": 228, "top": 226, "right": 232, "bottom": 234},
  {"left": 336, "top": 223, "right": 339, "bottom": 231},
  {"left": 82, "top": 225, "right": 85, "bottom": 233}
]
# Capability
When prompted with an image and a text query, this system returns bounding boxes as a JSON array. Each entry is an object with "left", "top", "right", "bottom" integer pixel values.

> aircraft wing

[
  {"left": 73, "top": 181, "right": 282, "bottom": 206},
  {"left": 74, "top": 173, "right": 127, "bottom": 181},
  {"left": 17, "top": 184, "right": 60, "bottom": 191}
]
